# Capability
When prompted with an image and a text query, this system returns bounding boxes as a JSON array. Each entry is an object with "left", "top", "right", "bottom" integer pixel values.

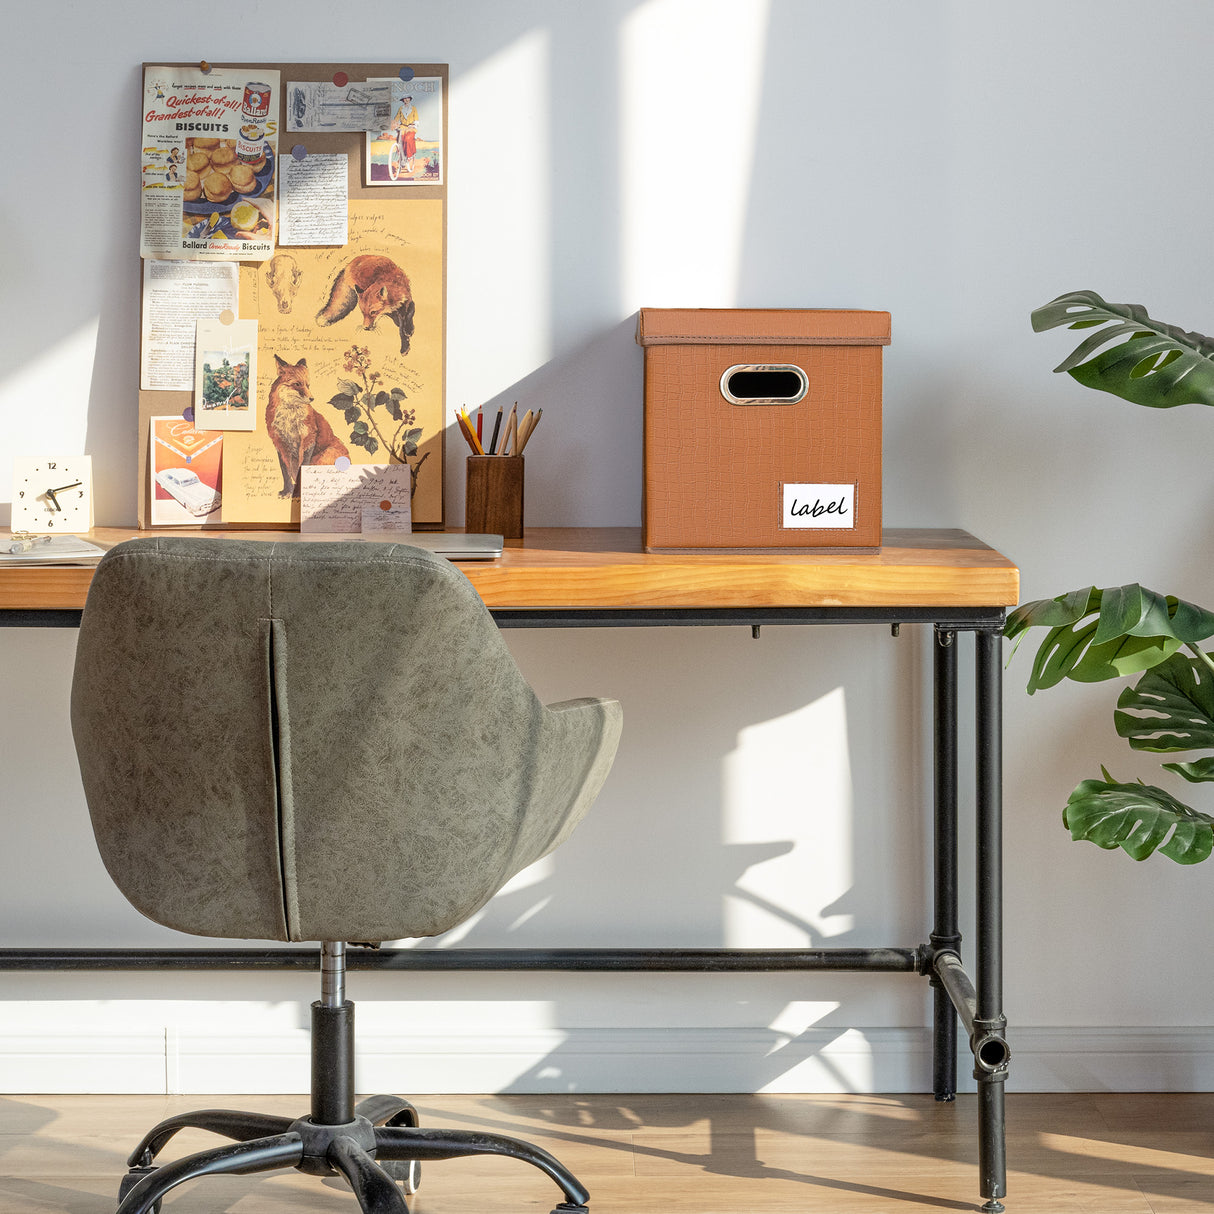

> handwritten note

[
  {"left": 280, "top": 153, "right": 349, "bottom": 245},
  {"left": 300, "top": 463, "right": 412, "bottom": 533}
]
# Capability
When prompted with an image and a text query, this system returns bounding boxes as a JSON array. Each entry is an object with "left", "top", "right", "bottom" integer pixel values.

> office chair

[{"left": 70, "top": 537, "right": 622, "bottom": 1214}]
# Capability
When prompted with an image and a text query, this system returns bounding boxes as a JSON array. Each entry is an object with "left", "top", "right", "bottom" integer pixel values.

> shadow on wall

[
  {"left": 399, "top": 620, "right": 926, "bottom": 1095},
  {"left": 452, "top": 317, "right": 643, "bottom": 528}
]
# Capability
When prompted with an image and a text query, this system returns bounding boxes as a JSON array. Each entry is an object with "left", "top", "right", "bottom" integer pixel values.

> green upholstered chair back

[{"left": 71, "top": 538, "right": 621, "bottom": 944}]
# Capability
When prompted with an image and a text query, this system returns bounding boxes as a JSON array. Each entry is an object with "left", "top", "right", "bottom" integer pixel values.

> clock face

[{"left": 12, "top": 456, "right": 95, "bottom": 533}]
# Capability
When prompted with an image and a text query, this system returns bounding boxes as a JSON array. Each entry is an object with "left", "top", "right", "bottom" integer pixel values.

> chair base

[
  {"left": 116, "top": 1095, "right": 591, "bottom": 1213},
  {"left": 114, "top": 948, "right": 590, "bottom": 1213}
]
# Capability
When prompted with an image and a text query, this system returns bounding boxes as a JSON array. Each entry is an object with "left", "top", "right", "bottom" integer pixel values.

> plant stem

[
  {"left": 392, "top": 416, "right": 411, "bottom": 452},
  {"left": 358, "top": 391, "right": 400, "bottom": 460},
  {"left": 1185, "top": 642, "right": 1214, "bottom": 677},
  {"left": 409, "top": 450, "right": 429, "bottom": 498}
]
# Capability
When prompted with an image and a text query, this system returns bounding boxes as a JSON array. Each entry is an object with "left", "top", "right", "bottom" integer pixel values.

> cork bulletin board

[{"left": 137, "top": 61, "right": 448, "bottom": 529}]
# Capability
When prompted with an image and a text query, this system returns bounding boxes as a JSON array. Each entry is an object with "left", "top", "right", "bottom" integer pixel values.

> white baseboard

[
  {"left": 4, "top": 1026, "right": 1214, "bottom": 1094},
  {"left": 1008, "top": 1026, "right": 1214, "bottom": 1092}
]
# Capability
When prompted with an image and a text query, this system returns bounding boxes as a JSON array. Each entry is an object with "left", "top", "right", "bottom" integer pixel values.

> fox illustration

[
  {"left": 316, "top": 254, "right": 416, "bottom": 355},
  {"left": 265, "top": 356, "right": 350, "bottom": 499}
]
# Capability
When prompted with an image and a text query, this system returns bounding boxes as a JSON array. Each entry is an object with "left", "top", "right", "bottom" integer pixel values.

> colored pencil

[
  {"left": 461, "top": 409, "right": 484, "bottom": 455},
  {"left": 454, "top": 410, "right": 480, "bottom": 454}
]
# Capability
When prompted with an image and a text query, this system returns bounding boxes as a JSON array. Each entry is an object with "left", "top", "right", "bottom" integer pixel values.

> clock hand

[
  {"left": 44, "top": 489, "right": 62, "bottom": 511},
  {"left": 50, "top": 481, "right": 83, "bottom": 494}
]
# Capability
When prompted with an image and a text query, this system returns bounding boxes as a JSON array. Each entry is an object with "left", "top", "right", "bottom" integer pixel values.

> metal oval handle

[{"left": 719, "top": 363, "right": 808, "bottom": 405}]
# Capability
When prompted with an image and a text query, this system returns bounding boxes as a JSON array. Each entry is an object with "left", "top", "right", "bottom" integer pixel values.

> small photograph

[
  {"left": 194, "top": 318, "right": 258, "bottom": 431},
  {"left": 150, "top": 417, "right": 223, "bottom": 525},
  {"left": 200, "top": 349, "right": 251, "bottom": 412}
]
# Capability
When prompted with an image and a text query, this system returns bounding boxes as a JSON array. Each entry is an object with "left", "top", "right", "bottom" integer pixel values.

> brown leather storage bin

[{"left": 636, "top": 308, "right": 891, "bottom": 552}]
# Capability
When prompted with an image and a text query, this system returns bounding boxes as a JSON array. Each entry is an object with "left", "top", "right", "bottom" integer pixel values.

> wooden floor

[{"left": 2, "top": 1091, "right": 1213, "bottom": 1213}]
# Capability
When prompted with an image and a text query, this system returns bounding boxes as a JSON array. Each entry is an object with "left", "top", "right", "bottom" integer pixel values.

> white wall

[{"left": 3, "top": 0, "right": 1214, "bottom": 1094}]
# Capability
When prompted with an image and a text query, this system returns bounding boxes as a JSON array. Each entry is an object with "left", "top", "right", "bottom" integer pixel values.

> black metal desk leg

[
  {"left": 931, "top": 626, "right": 959, "bottom": 1101},
  {"left": 974, "top": 628, "right": 1009, "bottom": 1212}
]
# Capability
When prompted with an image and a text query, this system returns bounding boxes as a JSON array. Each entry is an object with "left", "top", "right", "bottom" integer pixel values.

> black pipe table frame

[{"left": 1, "top": 596, "right": 1009, "bottom": 1212}]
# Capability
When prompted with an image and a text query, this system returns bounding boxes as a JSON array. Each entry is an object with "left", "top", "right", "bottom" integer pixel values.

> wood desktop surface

[{"left": 0, "top": 527, "right": 1019, "bottom": 613}]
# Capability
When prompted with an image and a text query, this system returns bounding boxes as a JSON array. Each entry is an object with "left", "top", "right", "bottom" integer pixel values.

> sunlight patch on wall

[
  {"left": 0, "top": 318, "right": 98, "bottom": 494},
  {"left": 618, "top": 0, "right": 771, "bottom": 307},
  {"left": 767, "top": 1001, "right": 842, "bottom": 1037},
  {"left": 722, "top": 688, "right": 855, "bottom": 948},
  {"left": 447, "top": 29, "right": 553, "bottom": 403}
]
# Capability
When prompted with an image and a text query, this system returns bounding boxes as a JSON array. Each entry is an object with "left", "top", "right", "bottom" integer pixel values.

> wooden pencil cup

[{"left": 465, "top": 456, "right": 524, "bottom": 538}]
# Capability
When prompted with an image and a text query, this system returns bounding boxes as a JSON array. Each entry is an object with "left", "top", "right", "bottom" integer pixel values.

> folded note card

[{"left": 300, "top": 463, "right": 412, "bottom": 533}]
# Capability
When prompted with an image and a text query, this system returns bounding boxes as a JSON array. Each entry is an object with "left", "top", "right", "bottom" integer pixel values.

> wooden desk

[
  {"left": 2, "top": 525, "right": 1017, "bottom": 613},
  {"left": 1, "top": 526, "right": 1017, "bottom": 1213}
]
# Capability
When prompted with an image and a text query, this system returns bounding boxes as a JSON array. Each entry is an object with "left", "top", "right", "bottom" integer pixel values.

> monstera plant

[{"left": 1006, "top": 291, "right": 1214, "bottom": 863}]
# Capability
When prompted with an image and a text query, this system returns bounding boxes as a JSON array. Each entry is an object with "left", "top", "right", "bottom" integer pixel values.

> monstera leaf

[
  {"left": 1115, "top": 652, "right": 1214, "bottom": 753},
  {"left": 1032, "top": 290, "right": 1214, "bottom": 409},
  {"left": 1004, "top": 585, "right": 1214, "bottom": 693},
  {"left": 1162, "top": 757, "right": 1214, "bottom": 784},
  {"left": 1018, "top": 292, "right": 1214, "bottom": 863},
  {"left": 1063, "top": 778, "right": 1214, "bottom": 864}
]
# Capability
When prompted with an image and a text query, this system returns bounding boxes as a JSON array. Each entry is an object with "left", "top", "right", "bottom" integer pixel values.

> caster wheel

[
  {"left": 118, "top": 1164, "right": 162, "bottom": 1212},
  {"left": 382, "top": 1157, "right": 421, "bottom": 1194},
  {"left": 385, "top": 1103, "right": 419, "bottom": 1130},
  {"left": 383, "top": 1104, "right": 421, "bottom": 1193},
  {"left": 552, "top": 1205, "right": 589, "bottom": 1214}
]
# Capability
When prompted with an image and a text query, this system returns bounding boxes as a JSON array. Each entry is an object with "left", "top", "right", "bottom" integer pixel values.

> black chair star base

[{"left": 115, "top": 946, "right": 590, "bottom": 1214}]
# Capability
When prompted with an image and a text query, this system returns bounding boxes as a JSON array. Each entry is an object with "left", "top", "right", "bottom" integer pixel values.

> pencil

[
  {"left": 454, "top": 410, "right": 479, "bottom": 454},
  {"left": 502, "top": 401, "right": 519, "bottom": 454},
  {"left": 516, "top": 410, "right": 533, "bottom": 452},
  {"left": 461, "top": 409, "right": 485, "bottom": 455},
  {"left": 517, "top": 407, "right": 543, "bottom": 454},
  {"left": 488, "top": 407, "right": 503, "bottom": 455}
]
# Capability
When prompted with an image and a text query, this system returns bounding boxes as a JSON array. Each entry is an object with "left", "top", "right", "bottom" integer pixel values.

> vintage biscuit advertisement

[{"left": 141, "top": 66, "right": 280, "bottom": 261}]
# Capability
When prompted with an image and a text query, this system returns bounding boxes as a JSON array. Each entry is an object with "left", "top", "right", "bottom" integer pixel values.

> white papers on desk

[{"left": 1, "top": 536, "right": 107, "bottom": 565}]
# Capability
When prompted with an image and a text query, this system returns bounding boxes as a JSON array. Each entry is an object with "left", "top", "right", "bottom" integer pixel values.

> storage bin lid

[{"left": 635, "top": 307, "right": 891, "bottom": 347}]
